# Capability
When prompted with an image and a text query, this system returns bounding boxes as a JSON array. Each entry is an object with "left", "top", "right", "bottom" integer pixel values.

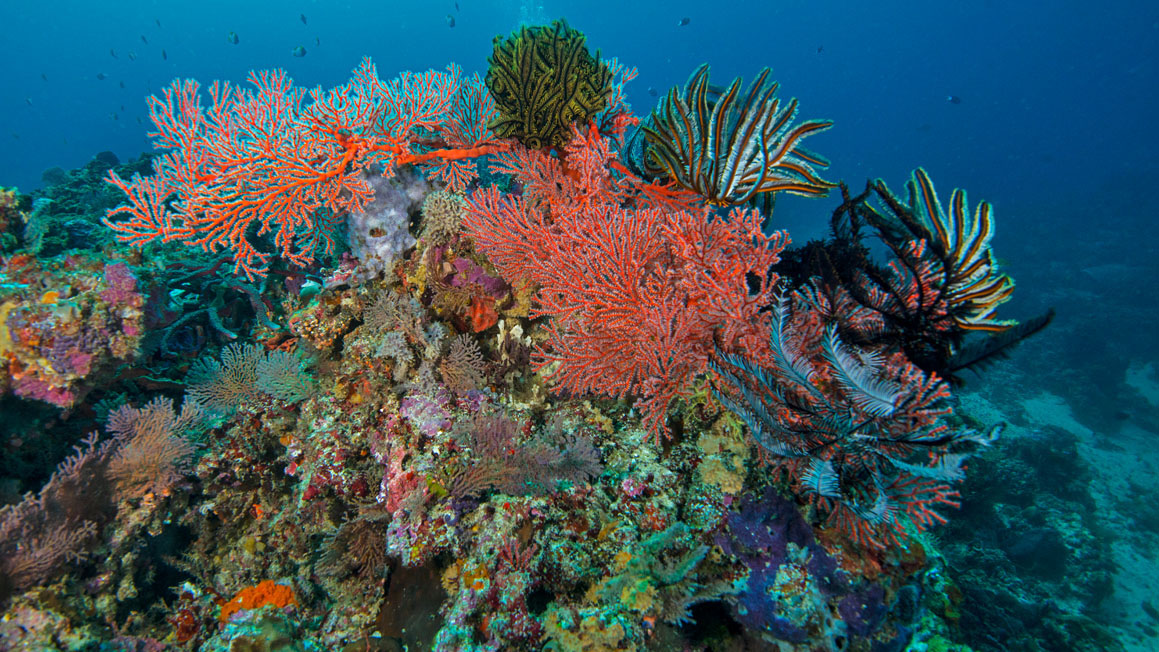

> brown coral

[
  {"left": 106, "top": 397, "right": 201, "bottom": 499},
  {"left": 421, "top": 190, "right": 466, "bottom": 244}
]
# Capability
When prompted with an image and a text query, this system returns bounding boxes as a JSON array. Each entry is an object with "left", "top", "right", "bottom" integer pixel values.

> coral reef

[
  {"left": 20, "top": 152, "right": 152, "bottom": 258},
  {"left": 0, "top": 20, "right": 1068, "bottom": 652},
  {"left": 0, "top": 254, "right": 144, "bottom": 408},
  {"left": 0, "top": 186, "right": 28, "bottom": 253},
  {"left": 940, "top": 426, "right": 1121, "bottom": 651}
]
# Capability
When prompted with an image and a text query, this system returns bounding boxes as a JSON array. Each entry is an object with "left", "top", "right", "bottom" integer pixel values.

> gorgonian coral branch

[
  {"left": 104, "top": 60, "right": 506, "bottom": 279},
  {"left": 464, "top": 123, "right": 783, "bottom": 441}
]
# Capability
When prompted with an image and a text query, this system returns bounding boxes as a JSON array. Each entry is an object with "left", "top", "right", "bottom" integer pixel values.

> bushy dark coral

[
  {"left": 773, "top": 175, "right": 1050, "bottom": 381},
  {"left": 709, "top": 295, "right": 997, "bottom": 549},
  {"left": 319, "top": 509, "right": 390, "bottom": 580},
  {"left": 486, "top": 19, "right": 612, "bottom": 151}
]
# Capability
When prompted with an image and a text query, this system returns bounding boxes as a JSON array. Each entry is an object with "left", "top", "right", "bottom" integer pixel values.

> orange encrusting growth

[{"left": 218, "top": 580, "right": 297, "bottom": 622}]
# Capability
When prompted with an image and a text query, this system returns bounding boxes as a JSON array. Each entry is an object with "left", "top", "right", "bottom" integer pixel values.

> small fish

[
  {"left": 292, "top": 45, "right": 307, "bottom": 57},
  {"left": 110, "top": 48, "right": 117, "bottom": 58},
  {"left": 25, "top": 97, "right": 32, "bottom": 105},
  {"left": 677, "top": 17, "right": 690, "bottom": 26},
  {"left": 137, "top": 116, "right": 143, "bottom": 124},
  {"left": 1142, "top": 599, "right": 1159, "bottom": 621},
  {"left": 128, "top": 50, "right": 137, "bottom": 60},
  {"left": 227, "top": 31, "right": 239, "bottom": 45},
  {"left": 947, "top": 95, "right": 962, "bottom": 105},
  {"left": 41, "top": 72, "right": 47, "bottom": 81},
  {"left": 162, "top": 49, "right": 167, "bottom": 60},
  {"left": 300, "top": 13, "right": 307, "bottom": 25},
  {"left": 110, "top": 112, "right": 118, "bottom": 121},
  {"left": 647, "top": 86, "right": 658, "bottom": 97},
  {"left": 315, "top": 36, "right": 321, "bottom": 46},
  {"left": 140, "top": 34, "right": 148, "bottom": 44},
  {"left": 961, "top": 423, "right": 1003, "bottom": 447},
  {"left": 120, "top": 105, "right": 125, "bottom": 111},
  {"left": 817, "top": 45, "right": 823, "bottom": 54},
  {"left": 96, "top": 72, "right": 107, "bottom": 80},
  {"left": 155, "top": 18, "right": 161, "bottom": 27},
  {"left": 455, "top": 1, "right": 459, "bottom": 10},
  {"left": 446, "top": 14, "right": 455, "bottom": 27}
]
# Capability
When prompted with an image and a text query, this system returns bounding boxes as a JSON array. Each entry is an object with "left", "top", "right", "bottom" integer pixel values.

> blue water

[{"left": 5, "top": 1, "right": 1156, "bottom": 230}]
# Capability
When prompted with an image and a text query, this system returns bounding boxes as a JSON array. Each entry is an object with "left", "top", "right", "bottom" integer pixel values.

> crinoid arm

[
  {"left": 872, "top": 168, "right": 1017, "bottom": 332},
  {"left": 638, "top": 64, "right": 833, "bottom": 205}
]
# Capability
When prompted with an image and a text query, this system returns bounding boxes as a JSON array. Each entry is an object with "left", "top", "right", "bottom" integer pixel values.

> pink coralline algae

[
  {"left": 99, "top": 262, "right": 139, "bottom": 312},
  {"left": 0, "top": 253, "right": 144, "bottom": 408}
]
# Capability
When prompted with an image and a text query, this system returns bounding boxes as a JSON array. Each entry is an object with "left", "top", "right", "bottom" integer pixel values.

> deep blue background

[
  {"left": 1, "top": 0, "right": 1156, "bottom": 250},
  {"left": 4, "top": 1, "right": 1156, "bottom": 193}
]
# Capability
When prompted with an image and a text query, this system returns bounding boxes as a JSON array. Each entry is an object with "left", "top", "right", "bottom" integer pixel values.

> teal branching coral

[
  {"left": 595, "top": 522, "right": 744, "bottom": 626},
  {"left": 185, "top": 342, "right": 315, "bottom": 414}
]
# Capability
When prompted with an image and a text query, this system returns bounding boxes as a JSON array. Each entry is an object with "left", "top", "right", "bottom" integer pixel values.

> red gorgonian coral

[
  {"left": 464, "top": 123, "right": 784, "bottom": 440},
  {"left": 104, "top": 60, "right": 504, "bottom": 279}
]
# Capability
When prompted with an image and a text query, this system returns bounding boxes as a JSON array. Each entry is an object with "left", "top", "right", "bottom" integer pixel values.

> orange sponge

[{"left": 219, "top": 580, "right": 297, "bottom": 622}]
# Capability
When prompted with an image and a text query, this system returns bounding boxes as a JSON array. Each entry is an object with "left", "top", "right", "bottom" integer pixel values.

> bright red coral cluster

[
  {"left": 461, "top": 114, "right": 999, "bottom": 548},
  {"left": 104, "top": 60, "right": 504, "bottom": 279},
  {"left": 464, "top": 123, "right": 784, "bottom": 440}
]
